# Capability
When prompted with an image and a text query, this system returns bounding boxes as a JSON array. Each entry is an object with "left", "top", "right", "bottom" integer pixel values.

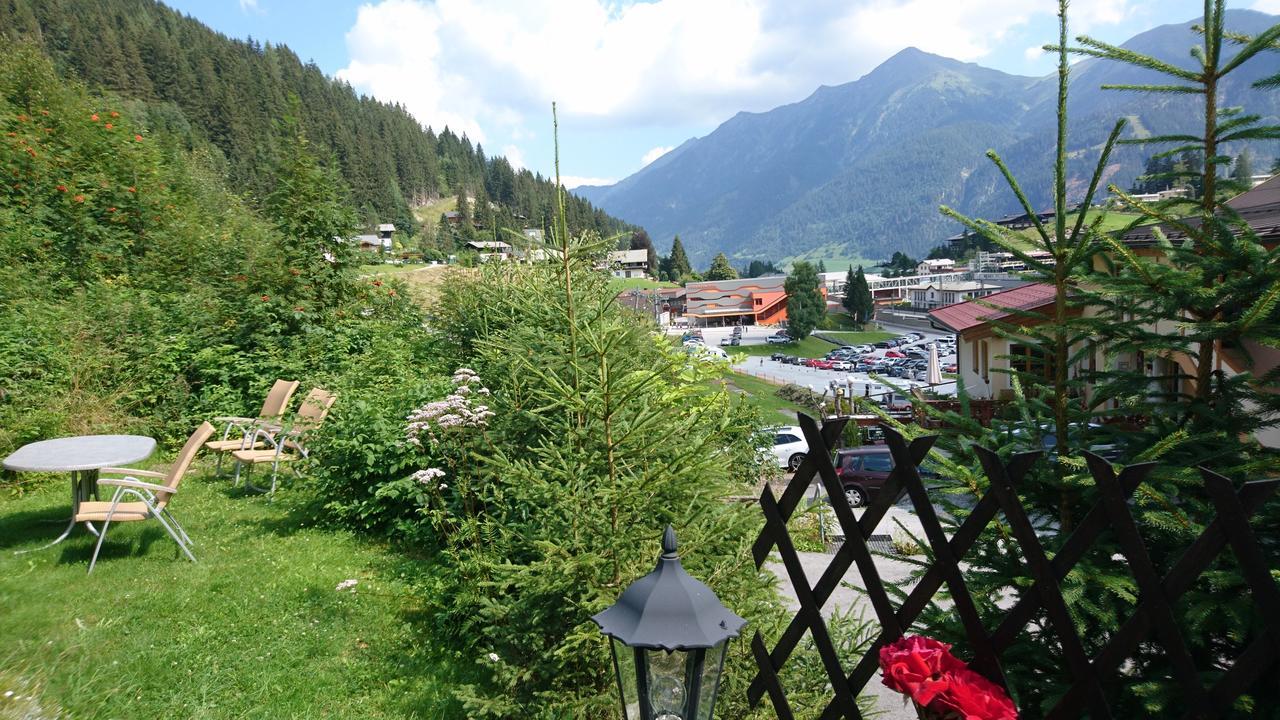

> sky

[{"left": 165, "top": 0, "right": 1277, "bottom": 188}]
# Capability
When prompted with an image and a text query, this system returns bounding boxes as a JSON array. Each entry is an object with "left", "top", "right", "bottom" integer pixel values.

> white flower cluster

[
  {"left": 405, "top": 368, "right": 494, "bottom": 445},
  {"left": 412, "top": 467, "right": 446, "bottom": 488},
  {"left": 335, "top": 578, "right": 358, "bottom": 592}
]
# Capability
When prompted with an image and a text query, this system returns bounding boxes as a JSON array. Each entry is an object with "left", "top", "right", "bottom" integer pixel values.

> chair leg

[
  {"left": 162, "top": 508, "right": 194, "bottom": 547},
  {"left": 151, "top": 510, "right": 196, "bottom": 563},
  {"left": 88, "top": 517, "right": 113, "bottom": 574}
]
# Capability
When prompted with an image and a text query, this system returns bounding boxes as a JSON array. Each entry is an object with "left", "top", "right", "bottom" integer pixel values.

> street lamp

[{"left": 592, "top": 526, "right": 746, "bottom": 720}]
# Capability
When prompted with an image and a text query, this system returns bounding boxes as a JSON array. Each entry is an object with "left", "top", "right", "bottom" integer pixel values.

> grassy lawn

[
  {"left": 0, "top": 465, "right": 460, "bottom": 719},
  {"left": 818, "top": 330, "right": 895, "bottom": 345},
  {"left": 359, "top": 262, "right": 435, "bottom": 275},
  {"left": 733, "top": 336, "right": 835, "bottom": 358},
  {"left": 717, "top": 371, "right": 804, "bottom": 425},
  {"left": 608, "top": 277, "right": 678, "bottom": 292}
]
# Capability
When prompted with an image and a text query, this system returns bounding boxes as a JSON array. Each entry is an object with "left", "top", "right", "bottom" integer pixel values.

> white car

[{"left": 768, "top": 426, "right": 809, "bottom": 471}]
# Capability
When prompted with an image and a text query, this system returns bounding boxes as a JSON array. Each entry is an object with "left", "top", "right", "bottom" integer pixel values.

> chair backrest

[
  {"left": 295, "top": 388, "right": 337, "bottom": 429},
  {"left": 159, "top": 421, "right": 216, "bottom": 506},
  {"left": 258, "top": 379, "right": 300, "bottom": 420}
]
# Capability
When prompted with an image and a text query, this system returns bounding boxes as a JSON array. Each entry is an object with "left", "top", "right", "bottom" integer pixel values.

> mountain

[
  {"left": 577, "top": 10, "right": 1280, "bottom": 266},
  {"left": 0, "top": 0, "right": 631, "bottom": 240}
]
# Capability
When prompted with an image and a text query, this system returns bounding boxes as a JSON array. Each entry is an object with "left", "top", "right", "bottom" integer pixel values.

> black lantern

[{"left": 592, "top": 526, "right": 747, "bottom": 720}]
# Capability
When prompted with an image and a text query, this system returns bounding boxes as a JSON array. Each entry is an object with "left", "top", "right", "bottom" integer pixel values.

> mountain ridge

[{"left": 577, "top": 9, "right": 1280, "bottom": 266}]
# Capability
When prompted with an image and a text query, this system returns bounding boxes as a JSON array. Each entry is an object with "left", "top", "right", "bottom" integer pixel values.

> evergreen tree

[
  {"left": 745, "top": 259, "right": 780, "bottom": 277},
  {"left": 1232, "top": 149, "right": 1254, "bottom": 187},
  {"left": 782, "top": 261, "right": 823, "bottom": 341},
  {"left": 668, "top": 235, "right": 692, "bottom": 280},
  {"left": 816, "top": 259, "right": 827, "bottom": 274},
  {"left": 842, "top": 265, "right": 874, "bottom": 325},
  {"left": 629, "top": 229, "right": 659, "bottom": 276},
  {"left": 704, "top": 252, "right": 738, "bottom": 281},
  {"left": 841, "top": 265, "right": 858, "bottom": 316}
]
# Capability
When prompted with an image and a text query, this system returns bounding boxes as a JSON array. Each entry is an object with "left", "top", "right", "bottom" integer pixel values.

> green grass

[
  {"left": 817, "top": 330, "right": 895, "bottom": 345},
  {"left": 718, "top": 371, "right": 804, "bottom": 425},
  {"left": 732, "top": 330, "right": 892, "bottom": 359},
  {"left": 608, "top": 277, "right": 678, "bottom": 292},
  {"left": 359, "top": 262, "right": 432, "bottom": 275},
  {"left": 0, "top": 464, "right": 459, "bottom": 719}
]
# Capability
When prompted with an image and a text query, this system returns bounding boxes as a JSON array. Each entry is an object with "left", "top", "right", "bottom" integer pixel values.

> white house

[
  {"left": 465, "top": 240, "right": 512, "bottom": 262},
  {"left": 906, "top": 281, "right": 1000, "bottom": 310},
  {"left": 605, "top": 249, "right": 650, "bottom": 278},
  {"left": 916, "top": 258, "right": 957, "bottom": 274}
]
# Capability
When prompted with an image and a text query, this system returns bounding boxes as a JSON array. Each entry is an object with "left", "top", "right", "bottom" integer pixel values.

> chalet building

[
  {"left": 684, "top": 276, "right": 826, "bottom": 327},
  {"left": 906, "top": 280, "right": 999, "bottom": 310},
  {"left": 465, "top": 240, "right": 512, "bottom": 262},
  {"left": 603, "top": 249, "right": 650, "bottom": 278},
  {"left": 930, "top": 176, "right": 1280, "bottom": 446},
  {"left": 916, "top": 258, "right": 958, "bottom": 274}
]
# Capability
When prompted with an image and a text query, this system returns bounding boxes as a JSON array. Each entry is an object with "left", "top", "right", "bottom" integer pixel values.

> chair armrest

[
  {"left": 98, "top": 477, "right": 175, "bottom": 494},
  {"left": 99, "top": 467, "right": 165, "bottom": 479},
  {"left": 212, "top": 416, "right": 256, "bottom": 424}
]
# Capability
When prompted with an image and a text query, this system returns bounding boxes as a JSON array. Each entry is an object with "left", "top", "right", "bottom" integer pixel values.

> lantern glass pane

[
  {"left": 695, "top": 641, "right": 728, "bottom": 720},
  {"left": 611, "top": 638, "right": 640, "bottom": 720},
  {"left": 646, "top": 649, "right": 690, "bottom": 719}
]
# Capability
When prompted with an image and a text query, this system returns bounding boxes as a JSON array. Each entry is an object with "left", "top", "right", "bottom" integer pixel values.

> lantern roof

[{"left": 592, "top": 526, "right": 747, "bottom": 651}]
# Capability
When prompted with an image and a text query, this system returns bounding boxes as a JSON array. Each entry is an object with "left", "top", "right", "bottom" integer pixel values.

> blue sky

[{"left": 165, "top": 0, "right": 1273, "bottom": 187}]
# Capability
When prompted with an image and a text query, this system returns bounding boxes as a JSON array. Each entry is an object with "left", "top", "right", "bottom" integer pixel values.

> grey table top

[{"left": 2, "top": 435, "right": 156, "bottom": 473}]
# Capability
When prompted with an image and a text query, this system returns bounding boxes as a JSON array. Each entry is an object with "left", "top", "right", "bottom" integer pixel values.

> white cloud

[
  {"left": 1024, "top": 45, "right": 1046, "bottom": 61},
  {"left": 239, "top": 0, "right": 263, "bottom": 14},
  {"left": 1252, "top": 0, "right": 1280, "bottom": 13},
  {"left": 337, "top": 0, "right": 1136, "bottom": 152},
  {"left": 502, "top": 144, "right": 527, "bottom": 169},
  {"left": 641, "top": 145, "right": 674, "bottom": 166},
  {"left": 560, "top": 175, "right": 617, "bottom": 189}
]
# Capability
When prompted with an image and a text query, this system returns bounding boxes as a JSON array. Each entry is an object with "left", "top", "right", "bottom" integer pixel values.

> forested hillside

[{"left": 0, "top": 0, "right": 629, "bottom": 240}]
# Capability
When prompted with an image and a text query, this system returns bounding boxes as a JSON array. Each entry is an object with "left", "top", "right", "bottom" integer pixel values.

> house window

[{"left": 1009, "top": 343, "right": 1054, "bottom": 384}]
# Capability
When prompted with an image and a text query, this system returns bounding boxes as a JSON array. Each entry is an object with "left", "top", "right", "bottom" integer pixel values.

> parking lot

[{"left": 724, "top": 326, "right": 959, "bottom": 398}]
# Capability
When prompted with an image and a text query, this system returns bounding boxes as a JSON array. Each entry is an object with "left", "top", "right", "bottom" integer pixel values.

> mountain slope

[{"left": 578, "top": 10, "right": 1280, "bottom": 265}]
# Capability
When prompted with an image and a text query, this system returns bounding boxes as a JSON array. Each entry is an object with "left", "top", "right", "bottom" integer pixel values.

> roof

[
  {"left": 377, "top": 223, "right": 396, "bottom": 233},
  {"left": 1121, "top": 174, "right": 1280, "bottom": 246},
  {"left": 355, "top": 234, "right": 379, "bottom": 246},
  {"left": 607, "top": 249, "right": 649, "bottom": 265},
  {"left": 466, "top": 241, "right": 511, "bottom": 251},
  {"left": 907, "top": 281, "right": 991, "bottom": 292},
  {"left": 928, "top": 283, "right": 1055, "bottom": 333}
]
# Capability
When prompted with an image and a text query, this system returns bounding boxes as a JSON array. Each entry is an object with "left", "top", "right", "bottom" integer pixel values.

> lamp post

[{"left": 592, "top": 526, "right": 746, "bottom": 720}]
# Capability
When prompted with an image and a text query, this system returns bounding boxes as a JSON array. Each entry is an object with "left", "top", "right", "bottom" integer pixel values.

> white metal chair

[{"left": 84, "top": 422, "right": 215, "bottom": 573}]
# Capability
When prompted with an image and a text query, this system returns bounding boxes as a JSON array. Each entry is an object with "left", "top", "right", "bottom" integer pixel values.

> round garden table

[{"left": 3, "top": 435, "right": 157, "bottom": 554}]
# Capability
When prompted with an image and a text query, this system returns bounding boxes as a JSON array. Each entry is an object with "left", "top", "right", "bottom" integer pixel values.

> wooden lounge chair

[
  {"left": 205, "top": 379, "right": 300, "bottom": 475},
  {"left": 84, "top": 422, "right": 215, "bottom": 573},
  {"left": 232, "top": 388, "right": 337, "bottom": 497}
]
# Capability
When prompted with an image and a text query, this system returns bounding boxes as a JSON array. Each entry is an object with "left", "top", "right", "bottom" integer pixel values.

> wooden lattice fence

[{"left": 748, "top": 414, "right": 1280, "bottom": 719}]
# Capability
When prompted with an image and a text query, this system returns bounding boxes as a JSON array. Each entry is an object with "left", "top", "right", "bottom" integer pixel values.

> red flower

[
  {"left": 127, "top": 186, "right": 136, "bottom": 193},
  {"left": 929, "top": 669, "right": 1017, "bottom": 720},
  {"left": 104, "top": 122, "right": 113, "bottom": 130},
  {"left": 16, "top": 114, "right": 27, "bottom": 122},
  {"left": 388, "top": 289, "right": 396, "bottom": 297},
  {"left": 879, "top": 636, "right": 967, "bottom": 697},
  {"left": 372, "top": 279, "right": 383, "bottom": 287},
  {"left": 39, "top": 110, "right": 48, "bottom": 116},
  {"left": 134, "top": 134, "right": 143, "bottom": 142},
  {"left": 90, "top": 113, "right": 99, "bottom": 122},
  {"left": 110, "top": 111, "right": 119, "bottom": 118},
  {"left": 107, "top": 207, "right": 116, "bottom": 213},
  {"left": 261, "top": 295, "right": 270, "bottom": 302},
  {"left": 73, "top": 194, "right": 84, "bottom": 203},
  {"left": 56, "top": 184, "right": 67, "bottom": 192}
]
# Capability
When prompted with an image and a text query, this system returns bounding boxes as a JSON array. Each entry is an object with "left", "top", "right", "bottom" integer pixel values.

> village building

[{"left": 683, "top": 275, "right": 826, "bottom": 327}]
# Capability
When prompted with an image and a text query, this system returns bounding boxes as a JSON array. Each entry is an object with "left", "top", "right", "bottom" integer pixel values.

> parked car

[
  {"left": 769, "top": 426, "right": 808, "bottom": 471},
  {"left": 719, "top": 336, "right": 733, "bottom": 346},
  {"left": 879, "top": 393, "right": 913, "bottom": 411},
  {"left": 834, "top": 447, "right": 902, "bottom": 508},
  {"left": 943, "top": 363, "right": 957, "bottom": 373},
  {"left": 810, "top": 359, "right": 835, "bottom": 370},
  {"left": 873, "top": 341, "right": 892, "bottom": 349},
  {"left": 851, "top": 344, "right": 873, "bottom": 354},
  {"left": 770, "top": 352, "right": 786, "bottom": 361},
  {"left": 766, "top": 332, "right": 792, "bottom": 345},
  {"left": 884, "top": 350, "right": 906, "bottom": 358},
  {"left": 831, "top": 360, "right": 853, "bottom": 371}
]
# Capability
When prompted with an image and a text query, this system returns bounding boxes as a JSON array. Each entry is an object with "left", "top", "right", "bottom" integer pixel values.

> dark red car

[
  {"left": 833, "top": 446, "right": 934, "bottom": 508},
  {"left": 810, "top": 359, "right": 835, "bottom": 370}
]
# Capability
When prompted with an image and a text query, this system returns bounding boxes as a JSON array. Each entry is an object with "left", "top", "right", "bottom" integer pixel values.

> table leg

[{"left": 14, "top": 470, "right": 81, "bottom": 555}]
